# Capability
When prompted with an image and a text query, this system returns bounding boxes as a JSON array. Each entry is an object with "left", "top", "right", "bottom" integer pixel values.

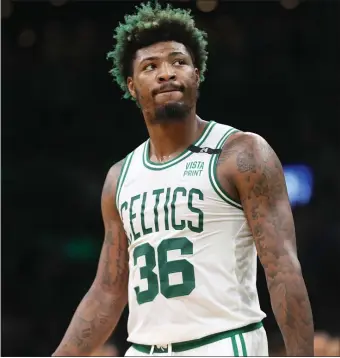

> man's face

[{"left": 128, "top": 41, "right": 200, "bottom": 123}]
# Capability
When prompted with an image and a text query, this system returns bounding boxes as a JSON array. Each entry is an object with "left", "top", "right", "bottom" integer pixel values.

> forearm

[
  {"left": 53, "top": 285, "right": 126, "bottom": 356},
  {"left": 268, "top": 272, "right": 314, "bottom": 356}
]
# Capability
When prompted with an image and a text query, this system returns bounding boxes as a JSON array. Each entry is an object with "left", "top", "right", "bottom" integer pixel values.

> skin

[
  {"left": 314, "top": 333, "right": 340, "bottom": 356},
  {"left": 127, "top": 41, "right": 204, "bottom": 163},
  {"left": 216, "top": 132, "right": 314, "bottom": 356},
  {"left": 53, "top": 39, "right": 314, "bottom": 356},
  {"left": 53, "top": 161, "right": 129, "bottom": 356}
]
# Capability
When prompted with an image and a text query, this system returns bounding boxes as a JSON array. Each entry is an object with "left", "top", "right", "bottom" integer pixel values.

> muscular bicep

[
  {"left": 230, "top": 133, "right": 299, "bottom": 285},
  {"left": 93, "top": 161, "right": 129, "bottom": 297},
  {"left": 94, "top": 217, "right": 129, "bottom": 295},
  {"left": 219, "top": 133, "right": 314, "bottom": 355}
]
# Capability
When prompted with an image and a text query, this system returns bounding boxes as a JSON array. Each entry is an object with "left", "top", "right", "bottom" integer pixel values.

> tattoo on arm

[
  {"left": 101, "top": 223, "right": 129, "bottom": 292},
  {"left": 100, "top": 158, "right": 127, "bottom": 289},
  {"left": 101, "top": 158, "right": 125, "bottom": 197},
  {"left": 223, "top": 133, "right": 314, "bottom": 356},
  {"left": 53, "top": 159, "right": 128, "bottom": 356},
  {"left": 59, "top": 224, "right": 128, "bottom": 355}
]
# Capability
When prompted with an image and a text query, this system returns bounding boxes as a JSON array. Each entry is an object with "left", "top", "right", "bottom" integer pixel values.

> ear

[
  {"left": 127, "top": 77, "right": 136, "bottom": 99},
  {"left": 194, "top": 68, "right": 200, "bottom": 87}
]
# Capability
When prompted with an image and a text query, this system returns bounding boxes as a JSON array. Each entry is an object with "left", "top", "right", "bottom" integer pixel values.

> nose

[{"left": 157, "top": 63, "right": 176, "bottom": 82}]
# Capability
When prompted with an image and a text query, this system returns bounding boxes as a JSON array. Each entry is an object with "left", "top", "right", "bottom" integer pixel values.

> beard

[
  {"left": 153, "top": 101, "right": 191, "bottom": 124},
  {"left": 135, "top": 87, "right": 199, "bottom": 124}
]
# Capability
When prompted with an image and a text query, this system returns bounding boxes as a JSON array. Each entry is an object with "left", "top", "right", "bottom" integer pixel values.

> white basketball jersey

[{"left": 116, "top": 121, "right": 266, "bottom": 345}]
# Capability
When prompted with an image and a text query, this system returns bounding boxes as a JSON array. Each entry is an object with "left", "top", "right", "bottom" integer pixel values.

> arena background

[{"left": 2, "top": 0, "right": 340, "bottom": 356}]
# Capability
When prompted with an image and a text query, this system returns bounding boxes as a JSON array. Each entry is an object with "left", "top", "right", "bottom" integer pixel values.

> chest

[{"left": 119, "top": 156, "right": 214, "bottom": 245}]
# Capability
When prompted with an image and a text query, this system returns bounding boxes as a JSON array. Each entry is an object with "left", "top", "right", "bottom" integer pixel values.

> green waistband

[{"left": 132, "top": 321, "right": 263, "bottom": 354}]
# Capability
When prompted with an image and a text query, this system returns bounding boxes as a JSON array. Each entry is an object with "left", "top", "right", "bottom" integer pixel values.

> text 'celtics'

[{"left": 120, "top": 187, "right": 204, "bottom": 243}]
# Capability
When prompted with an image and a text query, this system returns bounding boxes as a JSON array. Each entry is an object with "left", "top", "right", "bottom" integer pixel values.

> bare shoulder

[
  {"left": 215, "top": 131, "right": 287, "bottom": 204},
  {"left": 101, "top": 158, "right": 126, "bottom": 202},
  {"left": 217, "top": 131, "right": 283, "bottom": 177}
]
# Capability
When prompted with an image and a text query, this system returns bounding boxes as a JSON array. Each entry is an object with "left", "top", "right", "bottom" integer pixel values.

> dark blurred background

[{"left": 2, "top": 0, "right": 340, "bottom": 356}]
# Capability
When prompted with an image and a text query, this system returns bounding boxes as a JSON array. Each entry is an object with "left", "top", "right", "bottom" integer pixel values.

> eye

[
  {"left": 173, "top": 59, "right": 186, "bottom": 66},
  {"left": 144, "top": 63, "right": 156, "bottom": 71}
]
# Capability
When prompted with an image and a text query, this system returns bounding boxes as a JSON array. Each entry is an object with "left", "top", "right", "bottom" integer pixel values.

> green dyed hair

[{"left": 107, "top": 1, "right": 208, "bottom": 101}]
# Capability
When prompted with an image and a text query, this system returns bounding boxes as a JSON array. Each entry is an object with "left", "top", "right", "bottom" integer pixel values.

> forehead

[{"left": 135, "top": 41, "right": 190, "bottom": 62}]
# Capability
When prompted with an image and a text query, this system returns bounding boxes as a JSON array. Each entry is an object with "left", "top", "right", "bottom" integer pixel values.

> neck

[{"left": 145, "top": 112, "right": 204, "bottom": 162}]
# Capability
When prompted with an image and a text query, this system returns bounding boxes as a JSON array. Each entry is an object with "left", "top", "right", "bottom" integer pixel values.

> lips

[
  {"left": 158, "top": 89, "right": 181, "bottom": 94},
  {"left": 156, "top": 84, "right": 183, "bottom": 95}
]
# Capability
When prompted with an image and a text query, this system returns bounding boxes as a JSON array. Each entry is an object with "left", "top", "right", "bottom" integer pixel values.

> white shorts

[{"left": 125, "top": 323, "right": 268, "bottom": 357}]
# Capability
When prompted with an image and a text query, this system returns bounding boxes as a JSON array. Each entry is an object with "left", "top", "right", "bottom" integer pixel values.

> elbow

[
  {"left": 90, "top": 280, "right": 128, "bottom": 308},
  {"left": 264, "top": 246, "right": 303, "bottom": 292},
  {"left": 266, "top": 274, "right": 305, "bottom": 304},
  {"left": 266, "top": 263, "right": 309, "bottom": 305}
]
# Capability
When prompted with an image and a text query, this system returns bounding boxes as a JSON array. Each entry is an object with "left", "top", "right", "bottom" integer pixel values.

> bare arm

[
  {"left": 217, "top": 132, "right": 314, "bottom": 356},
  {"left": 53, "top": 160, "right": 129, "bottom": 356}
]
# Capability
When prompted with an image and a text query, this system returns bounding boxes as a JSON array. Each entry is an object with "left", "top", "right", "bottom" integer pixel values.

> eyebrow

[{"left": 139, "top": 51, "right": 187, "bottom": 65}]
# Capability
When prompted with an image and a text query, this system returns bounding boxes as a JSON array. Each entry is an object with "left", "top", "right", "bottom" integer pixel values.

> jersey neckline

[{"left": 142, "top": 121, "right": 216, "bottom": 171}]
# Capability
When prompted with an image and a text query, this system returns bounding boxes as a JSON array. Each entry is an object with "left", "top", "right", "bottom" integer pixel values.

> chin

[{"left": 153, "top": 101, "right": 191, "bottom": 123}]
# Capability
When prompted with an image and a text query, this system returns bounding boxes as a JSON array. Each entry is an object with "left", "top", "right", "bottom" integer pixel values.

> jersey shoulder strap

[
  {"left": 115, "top": 149, "right": 137, "bottom": 208},
  {"left": 192, "top": 121, "right": 241, "bottom": 152},
  {"left": 206, "top": 121, "right": 243, "bottom": 210}
]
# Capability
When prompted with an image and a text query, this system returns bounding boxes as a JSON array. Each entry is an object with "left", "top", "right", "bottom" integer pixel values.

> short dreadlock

[{"left": 107, "top": 1, "right": 208, "bottom": 101}]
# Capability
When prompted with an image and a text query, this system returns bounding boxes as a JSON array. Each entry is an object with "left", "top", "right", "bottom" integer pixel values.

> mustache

[{"left": 152, "top": 83, "right": 185, "bottom": 96}]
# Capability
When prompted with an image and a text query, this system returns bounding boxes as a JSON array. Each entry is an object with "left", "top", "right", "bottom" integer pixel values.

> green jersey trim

[
  {"left": 239, "top": 333, "right": 248, "bottom": 356},
  {"left": 115, "top": 151, "right": 135, "bottom": 208},
  {"left": 208, "top": 128, "right": 243, "bottom": 210},
  {"left": 231, "top": 335, "right": 239, "bottom": 356},
  {"left": 131, "top": 321, "right": 263, "bottom": 354},
  {"left": 142, "top": 121, "right": 216, "bottom": 171}
]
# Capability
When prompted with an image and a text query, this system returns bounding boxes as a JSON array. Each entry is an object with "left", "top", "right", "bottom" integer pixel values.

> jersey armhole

[
  {"left": 208, "top": 128, "right": 243, "bottom": 211},
  {"left": 115, "top": 151, "right": 135, "bottom": 209}
]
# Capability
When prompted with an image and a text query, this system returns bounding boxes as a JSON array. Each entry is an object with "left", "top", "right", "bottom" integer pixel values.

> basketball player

[{"left": 53, "top": 2, "right": 314, "bottom": 356}]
